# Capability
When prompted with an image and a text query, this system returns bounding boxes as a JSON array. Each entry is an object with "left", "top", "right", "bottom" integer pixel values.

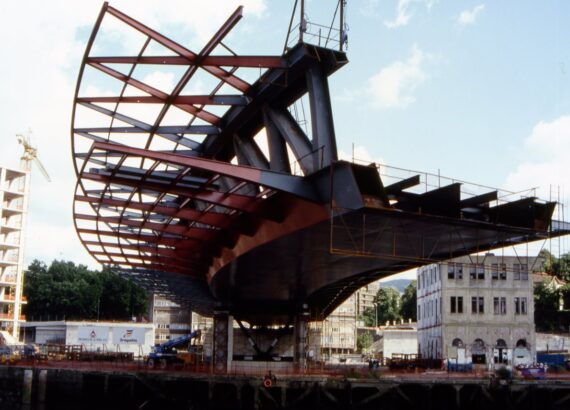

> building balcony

[
  {"left": 0, "top": 242, "right": 19, "bottom": 250},
  {"left": 0, "top": 225, "right": 21, "bottom": 234},
  {"left": 1, "top": 190, "right": 25, "bottom": 200},
  {"left": 0, "top": 313, "right": 25, "bottom": 321},
  {"left": 0, "top": 294, "right": 25, "bottom": 303},
  {"left": 0, "top": 260, "right": 18, "bottom": 268},
  {"left": 0, "top": 277, "right": 17, "bottom": 286}
]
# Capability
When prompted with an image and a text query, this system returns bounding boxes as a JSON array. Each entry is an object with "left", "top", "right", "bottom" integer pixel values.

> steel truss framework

[{"left": 72, "top": 3, "right": 569, "bottom": 324}]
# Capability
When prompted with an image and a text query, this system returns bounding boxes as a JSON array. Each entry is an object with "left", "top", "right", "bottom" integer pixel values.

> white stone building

[
  {"left": 150, "top": 295, "right": 192, "bottom": 345},
  {"left": 373, "top": 321, "right": 417, "bottom": 359},
  {"left": 417, "top": 254, "right": 540, "bottom": 366}
]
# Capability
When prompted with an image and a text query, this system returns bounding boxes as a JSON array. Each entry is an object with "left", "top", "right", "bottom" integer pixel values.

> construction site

[{"left": 0, "top": 1, "right": 569, "bottom": 409}]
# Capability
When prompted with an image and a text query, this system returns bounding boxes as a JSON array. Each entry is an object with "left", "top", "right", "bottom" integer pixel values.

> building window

[
  {"left": 470, "top": 264, "right": 476, "bottom": 279},
  {"left": 521, "top": 264, "right": 528, "bottom": 281},
  {"left": 451, "top": 296, "right": 463, "bottom": 313},
  {"left": 515, "top": 297, "right": 528, "bottom": 315},
  {"left": 513, "top": 263, "right": 529, "bottom": 280},
  {"left": 493, "top": 297, "right": 506, "bottom": 315},
  {"left": 456, "top": 263, "right": 463, "bottom": 279},
  {"left": 418, "top": 305, "right": 421, "bottom": 320},
  {"left": 491, "top": 263, "right": 498, "bottom": 280},
  {"left": 448, "top": 263, "right": 455, "bottom": 279},
  {"left": 500, "top": 263, "right": 507, "bottom": 280},
  {"left": 514, "top": 264, "right": 520, "bottom": 280},
  {"left": 477, "top": 264, "right": 485, "bottom": 280},
  {"left": 472, "top": 297, "right": 484, "bottom": 314}
]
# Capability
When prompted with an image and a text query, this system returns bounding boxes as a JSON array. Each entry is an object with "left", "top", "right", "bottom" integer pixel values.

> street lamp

[{"left": 373, "top": 302, "right": 378, "bottom": 328}]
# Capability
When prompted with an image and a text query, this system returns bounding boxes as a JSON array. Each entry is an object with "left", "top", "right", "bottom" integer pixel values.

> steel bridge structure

[{"left": 72, "top": 3, "right": 568, "bottom": 369}]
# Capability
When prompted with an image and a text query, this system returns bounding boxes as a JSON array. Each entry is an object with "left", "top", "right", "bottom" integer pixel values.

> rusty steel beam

[
  {"left": 76, "top": 213, "right": 219, "bottom": 241},
  {"left": 106, "top": 5, "right": 250, "bottom": 92},
  {"left": 91, "top": 250, "right": 201, "bottom": 270},
  {"left": 87, "top": 62, "right": 221, "bottom": 125},
  {"left": 107, "top": 261, "right": 199, "bottom": 276},
  {"left": 87, "top": 55, "right": 286, "bottom": 68},
  {"left": 77, "top": 95, "right": 248, "bottom": 106},
  {"left": 75, "top": 195, "right": 235, "bottom": 230},
  {"left": 82, "top": 172, "right": 263, "bottom": 214},
  {"left": 91, "top": 141, "right": 319, "bottom": 201},
  {"left": 76, "top": 228, "right": 210, "bottom": 253},
  {"left": 83, "top": 240, "right": 210, "bottom": 264}
]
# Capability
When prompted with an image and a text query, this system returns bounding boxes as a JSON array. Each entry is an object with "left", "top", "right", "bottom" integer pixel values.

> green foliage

[
  {"left": 534, "top": 282, "right": 560, "bottom": 312},
  {"left": 400, "top": 280, "right": 417, "bottom": 321},
  {"left": 540, "top": 250, "right": 570, "bottom": 279},
  {"left": 357, "top": 332, "right": 373, "bottom": 353},
  {"left": 24, "top": 260, "right": 148, "bottom": 321},
  {"left": 365, "top": 287, "right": 401, "bottom": 327}
]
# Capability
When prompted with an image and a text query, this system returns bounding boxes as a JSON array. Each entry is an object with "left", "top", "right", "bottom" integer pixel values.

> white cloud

[
  {"left": 384, "top": 0, "right": 437, "bottom": 29},
  {"left": 505, "top": 116, "right": 570, "bottom": 200},
  {"left": 385, "top": 0, "right": 412, "bottom": 29},
  {"left": 368, "top": 44, "right": 428, "bottom": 109},
  {"left": 457, "top": 4, "right": 485, "bottom": 25}
]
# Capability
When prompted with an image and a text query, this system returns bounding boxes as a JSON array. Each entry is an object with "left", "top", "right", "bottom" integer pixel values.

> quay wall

[{"left": 1, "top": 365, "right": 570, "bottom": 409}]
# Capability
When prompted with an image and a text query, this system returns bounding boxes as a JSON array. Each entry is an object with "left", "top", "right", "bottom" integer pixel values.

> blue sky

[{"left": 0, "top": 0, "right": 568, "bottom": 276}]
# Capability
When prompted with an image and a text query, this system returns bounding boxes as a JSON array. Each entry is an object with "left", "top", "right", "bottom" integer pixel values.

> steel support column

[
  {"left": 294, "top": 307, "right": 310, "bottom": 371},
  {"left": 305, "top": 61, "right": 337, "bottom": 170},
  {"left": 213, "top": 310, "right": 233, "bottom": 374}
]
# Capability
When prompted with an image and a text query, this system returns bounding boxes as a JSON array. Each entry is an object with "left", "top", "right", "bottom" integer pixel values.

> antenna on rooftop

[{"left": 16, "top": 131, "right": 51, "bottom": 182}]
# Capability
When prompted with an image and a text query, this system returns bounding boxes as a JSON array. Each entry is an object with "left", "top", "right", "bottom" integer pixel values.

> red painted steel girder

[
  {"left": 82, "top": 172, "right": 265, "bottom": 214},
  {"left": 105, "top": 4, "right": 250, "bottom": 92},
  {"left": 75, "top": 195, "right": 237, "bottom": 232},
  {"left": 75, "top": 213, "right": 219, "bottom": 242},
  {"left": 87, "top": 62, "right": 221, "bottom": 125},
  {"left": 83, "top": 240, "right": 210, "bottom": 265},
  {"left": 76, "top": 95, "right": 249, "bottom": 106},
  {"left": 91, "top": 250, "right": 202, "bottom": 271},
  {"left": 89, "top": 141, "right": 318, "bottom": 201},
  {"left": 87, "top": 55, "right": 285, "bottom": 68},
  {"left": 76, "top": 228, "right": 210, "bottom": 253}
]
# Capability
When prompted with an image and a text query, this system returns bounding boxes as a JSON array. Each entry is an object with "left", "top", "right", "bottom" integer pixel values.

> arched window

[
  {"left": 516, "top": 339, "right": 527, "bottom": 347},
  {"left": 496, "top": 339, "right": 507, "bottom": 347},
  {"left": 472, "top": 338, "right": 487, "bottom": 364},
  {"left": 472, "top": 338, "right": 486, "bottom": 354},
  {"left": 452, "top": 338, "right": 464, "bottom": 347}
]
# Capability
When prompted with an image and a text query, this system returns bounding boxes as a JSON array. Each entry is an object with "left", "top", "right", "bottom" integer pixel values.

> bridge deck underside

[{"left": 209, "top": 206, "right": 553, "bottom": 324}]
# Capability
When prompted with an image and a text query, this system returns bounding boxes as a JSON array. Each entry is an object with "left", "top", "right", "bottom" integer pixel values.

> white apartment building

[
  {"left": 0, "top": 166, "right": 30, "bottom": 340},
  {"left": 417, "top": 254, "right": 539, "bottom": 366},
  {"left": 150, "top": 295, "right": 192, "bottom": 344},
  {"left": 355, "top": 281, "right": 379, "bottom": 317}
]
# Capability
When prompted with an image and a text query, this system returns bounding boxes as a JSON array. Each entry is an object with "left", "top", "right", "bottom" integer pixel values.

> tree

[
  {"left": 534, "top": 282, "right": 559, "bottom": 312},
  {"left": 400, "top": 280, "right": 417, "bottom": 321},
  {"left": 24, "top": 260, "right": 148, "bottom": 321},
  {"left": 541, "top": 250, "right": 570, "bottom": 279},
  {"left": 357, "top": 332, "right": 373, "bottom": 353},
  {"left": 364, "top": 287, "right": 401, "bottom": 327}
]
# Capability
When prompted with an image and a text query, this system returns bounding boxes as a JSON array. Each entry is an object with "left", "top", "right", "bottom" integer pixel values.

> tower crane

[{"left": 16, "top": 132, "right": 51, "bottom": 182}]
